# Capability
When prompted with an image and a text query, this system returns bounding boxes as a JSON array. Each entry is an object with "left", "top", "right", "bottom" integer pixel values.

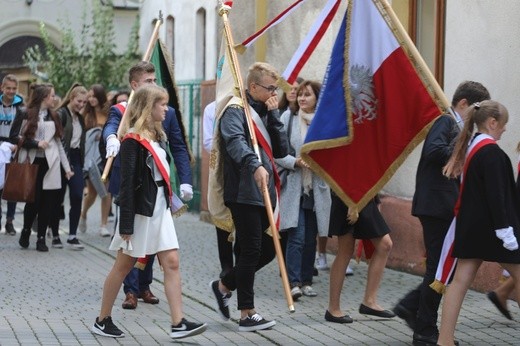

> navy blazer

[
  {"left": 102, "top": 103, "right": 192, "bottom": 196},
  {"left": 411, "top": 114, "right": 460, "bottom": 221}
]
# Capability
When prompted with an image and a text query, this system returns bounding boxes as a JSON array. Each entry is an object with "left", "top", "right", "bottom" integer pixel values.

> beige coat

[{"left": 17, "top": 120, "right": 71, "bottom": 190}]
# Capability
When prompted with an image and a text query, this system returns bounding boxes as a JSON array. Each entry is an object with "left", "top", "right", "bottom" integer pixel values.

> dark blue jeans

[
  {"left": 123, "top": 255, "right": 155, "bottom": 295},
  {"left": 286, "top": 207, "right": 318, "bottom": 287},
  {"left": 50, "top": 149, "right": 84, "bottom": 236},
  {"left": 0, "top": 199, "right": 17, "bottom": 223}
]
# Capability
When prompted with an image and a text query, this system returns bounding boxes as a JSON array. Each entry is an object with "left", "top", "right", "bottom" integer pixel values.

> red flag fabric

[
  {"left": 281, "top": 0, "right": 341, "bottom": 84},
  {"left": 301, "top": 0, "right": 446, "bottom": 212}
]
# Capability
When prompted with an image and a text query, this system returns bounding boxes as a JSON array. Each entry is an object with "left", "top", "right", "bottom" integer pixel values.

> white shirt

[{"left": 202, "top": 101, "right": 216, "bottom": 152}]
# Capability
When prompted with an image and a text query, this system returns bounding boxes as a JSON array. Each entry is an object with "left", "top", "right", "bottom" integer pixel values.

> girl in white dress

[{"left": 92, "top": 84, "right": 206, "bottom": 340}]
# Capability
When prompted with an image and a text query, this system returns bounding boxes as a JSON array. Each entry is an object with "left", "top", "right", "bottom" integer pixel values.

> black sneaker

[
  {"left": 52, "top": 237, "right": 63, "bottom": 248},
  {"left": 36, "top": 238, "right": 48, "bottom": 252},
  {"left": 19, "top": 228, "right": 30, "bottom": 249},
  {"left": 67, "top": 237, "right": 84, "bottom": 250},
  {"left": 170, "top": 318, "right": 207, "bottom": 339},
  {"left": 5, "top": 223, "right": 16, "bottom": 235},
  {"left": 92, "top": 316, "right": 124, "bottom": 338},
  {"left": 238, "top": 313, "right": 276, "bottom": 332},
  {"left": 209, "top": 280, "right": 231, "bottom": 320}
]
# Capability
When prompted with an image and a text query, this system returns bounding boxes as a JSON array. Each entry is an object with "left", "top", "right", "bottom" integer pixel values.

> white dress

[{"left": 109, "top": 141, "right": 179, "bottom": 258}]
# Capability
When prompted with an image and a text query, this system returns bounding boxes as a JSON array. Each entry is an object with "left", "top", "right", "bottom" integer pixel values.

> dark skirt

[{"left": 328, "top": 193, "right": 390, "bottom": 239}]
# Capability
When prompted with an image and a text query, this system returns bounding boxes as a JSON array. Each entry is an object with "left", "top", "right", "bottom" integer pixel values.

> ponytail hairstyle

[
  {"left": 443, "top": 100, "right": 508, "bottom": 178},
  {"left": 23, "top": 83, "right": 63, "bottom": 139}
]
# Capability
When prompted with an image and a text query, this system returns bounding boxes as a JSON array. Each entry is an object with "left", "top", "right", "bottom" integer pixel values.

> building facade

[{"left": 0, "top": 0, "right": 138, "bottom": 96}]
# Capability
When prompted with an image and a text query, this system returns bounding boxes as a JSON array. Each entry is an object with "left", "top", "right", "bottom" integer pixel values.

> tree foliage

[{"left": 23, "top": 0, "right": 140, "bottom": 96}]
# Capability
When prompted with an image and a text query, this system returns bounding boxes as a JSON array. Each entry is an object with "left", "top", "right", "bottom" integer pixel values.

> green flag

[{"left": 150, "top": 40, "right": 193, "bottom": 193}]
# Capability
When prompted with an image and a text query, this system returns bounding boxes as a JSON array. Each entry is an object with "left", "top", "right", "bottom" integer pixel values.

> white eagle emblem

[{"left": 350, "top": 64, "right": 377, "bottom": 124}]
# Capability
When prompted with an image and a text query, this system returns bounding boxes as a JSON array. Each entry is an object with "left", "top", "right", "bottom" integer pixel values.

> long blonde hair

[
  {"left": 443, "top": 100, "right": 508, "bottom": 178},
  {"left": 118, "top": 84, "right": 168, "bottom": 142},
  {"left": 59, "top": 82, "right": 88, "bottom": 109}
]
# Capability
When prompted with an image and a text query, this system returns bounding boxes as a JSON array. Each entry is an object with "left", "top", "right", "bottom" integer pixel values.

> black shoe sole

[
  {"left": 487, "top": 291, "right": 513, "bottom": 320},
  {"left": 209, "top": 280, "right": 230, "bottom": 320},
  {"left": 359, "top": 304, "right": 395, "bottom": 318},
  {"left": 393, "top": 303, "right": 416, "bottom": 330},
  {"left": 170, "top": 323, "right": 207, "bottom": 339},
  {"left": 19, "top": 230, "right": 31, "bottom": 248},
  {"left": 325, "top": 310, "right": 353, "bottom": 324}
]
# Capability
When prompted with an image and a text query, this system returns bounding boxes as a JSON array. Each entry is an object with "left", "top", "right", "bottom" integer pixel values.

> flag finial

[{"left": 218, "top": 1, "right": 233, "bottom": 16}]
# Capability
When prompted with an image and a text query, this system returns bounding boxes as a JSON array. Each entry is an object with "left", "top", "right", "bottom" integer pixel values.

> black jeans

[
  {"left": 221, "top": 203, "right": 276, "bottom": 311},
  {"left": 398, "top": 216, "right": 452, "bottom": 336},
  {"left": 23, "top": 157, "right": 61, "bottom": 239},
  {"left": 216, "top": 226, "right": 234, "bottom": 275}
]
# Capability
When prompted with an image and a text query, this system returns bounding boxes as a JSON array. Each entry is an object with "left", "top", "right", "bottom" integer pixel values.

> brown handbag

[{"left": 2, "top": 145, "right": 38, "bottom": 203}]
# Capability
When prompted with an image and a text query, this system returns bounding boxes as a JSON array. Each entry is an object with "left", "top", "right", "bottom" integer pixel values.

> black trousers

[
  {"left": 221, "top": 203, "right": 276, "bottom": 311},
  {"left": 216, "top": 226, "right": 234, "bottom": 276},
  {"left": 23, "top": 157, "right": 60, "bottom": 239},
  {"left": 398, "top": 215, "right": 452, "bottom": 336}
]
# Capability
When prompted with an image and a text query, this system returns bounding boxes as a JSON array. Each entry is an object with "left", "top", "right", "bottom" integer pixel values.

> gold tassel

[
  {"left": 134, "top": 258, "right": 147, "bottom": 270},
  {"left": 429, "top": 280, "right": 446, "bottom": 294},
  {"left": 234, "top": 44, "right": 246, "bottom": 54},
  {"left": 347, "top": 206, "right": 359, "bottom": 224},
  {"left": 172, "top": 204, "right": 188, "bottom": 217}
]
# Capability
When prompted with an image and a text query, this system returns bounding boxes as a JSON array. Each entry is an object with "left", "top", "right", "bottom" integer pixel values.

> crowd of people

[
  {"left": 202, "top": 66, "right": 520, "bottom": 346},
  {"left": 0, "top": 74, "right": 134, "bottom": 250},
  {"left": 2, "top": 59, "right": 520, "bottom": 344}
]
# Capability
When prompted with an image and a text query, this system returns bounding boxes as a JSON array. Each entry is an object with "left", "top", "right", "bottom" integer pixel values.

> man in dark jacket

[
  {"left": 209, "top": 62, "right": 289, "bottom": 332},
  {"left": 102, "top": 61, "right": 192, "bottom": 310},
  {"left": 0, "top": 74, "right": 24, "bottom": 235},
  {"left": 393, "top": 81, "right": 490, "bottom": 346}
]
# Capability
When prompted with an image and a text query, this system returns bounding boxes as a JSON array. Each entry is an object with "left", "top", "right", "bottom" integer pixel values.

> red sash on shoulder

[
  {"left": 250, "top": 109, "right": 281, "bottom": 228},
  {"left": 122, "top": 133, "right": 172, "bottom": 200},
  {"left": 431, "top": 135, "right": 496, "bottom": 293}
]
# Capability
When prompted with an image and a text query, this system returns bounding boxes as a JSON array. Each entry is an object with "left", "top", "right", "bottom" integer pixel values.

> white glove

[
  {"left": 495, "top": 226, "right": 519, "bottom": 251},
  {"left": 106, "top": 135, "right": 120, "bottom": 158},
  {"left": 179, "top": 184, "right": 193, "bottom": 201}
]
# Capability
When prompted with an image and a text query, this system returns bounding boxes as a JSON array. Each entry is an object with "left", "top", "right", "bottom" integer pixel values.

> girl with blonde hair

[{"left": 92, "top": 84, "right": 206, "bottom": 340}]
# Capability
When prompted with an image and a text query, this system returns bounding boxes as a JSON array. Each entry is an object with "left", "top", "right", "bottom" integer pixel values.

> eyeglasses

[{"left": 255, "top": 83, "right": 279, "bottom": 93}]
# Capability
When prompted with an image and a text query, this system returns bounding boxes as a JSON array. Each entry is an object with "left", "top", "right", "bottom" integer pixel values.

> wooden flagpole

[
  {"left": 101, "top": 12, "right": 164, "bottom": 182},
  {"left": 218, "top": 1, "right": 295, "bottom": 313}
]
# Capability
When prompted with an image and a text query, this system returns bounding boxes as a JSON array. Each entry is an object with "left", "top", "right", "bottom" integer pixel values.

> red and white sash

[
  {"left": 121, "top": 133, "right": 182, "bottom": 270},
  {"left": 430, "top": 134, "right": 496, "bottom": 293},
  {"left": 250, "top": 108, "right": 281, "bottom": 229},
  {"left": 122, "top": 133, "right": 172, "bottom": 199}
]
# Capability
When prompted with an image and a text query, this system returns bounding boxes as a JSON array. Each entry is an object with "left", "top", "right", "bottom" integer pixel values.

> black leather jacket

[
  {"left": 220, "top": 92, "right": 289, "bottom": 207},
  {"left": 119, "top": 138, "right": 171, "bottom": 235}
]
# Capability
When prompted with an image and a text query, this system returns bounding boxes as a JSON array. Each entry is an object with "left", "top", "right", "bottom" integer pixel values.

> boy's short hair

[
  {"left": 246, "top": 62, "right": 279, "bottom": 87},
  {"left": 2, "top": 74, "right": 19, "bottom": 86},
  {"left": 451, "top": 81, "right": 490, "bottom": 107},
  {"left": 128, "top": 61, "right": 155, "bottom": 84}
]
